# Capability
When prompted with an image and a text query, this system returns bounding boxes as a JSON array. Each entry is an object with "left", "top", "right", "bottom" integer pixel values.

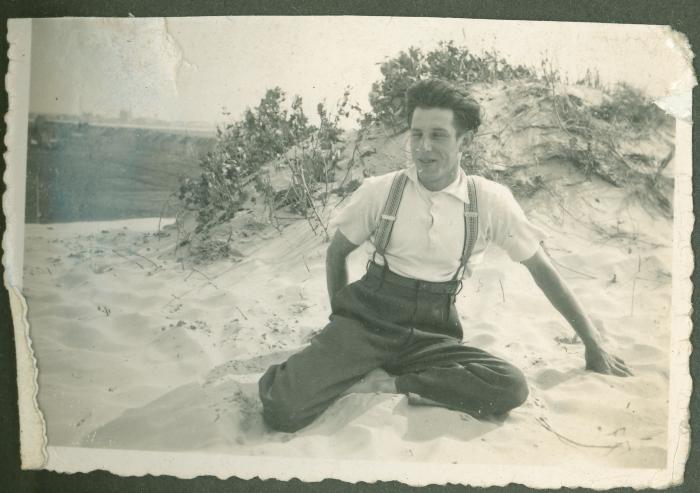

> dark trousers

[{"left": 258, "top": 264, "right": 529, "bottom": 432}]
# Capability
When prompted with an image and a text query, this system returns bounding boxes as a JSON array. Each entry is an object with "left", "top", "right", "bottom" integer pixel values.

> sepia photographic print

[{"left": 3, "top": 16, "right": 695, "bottom": 488}]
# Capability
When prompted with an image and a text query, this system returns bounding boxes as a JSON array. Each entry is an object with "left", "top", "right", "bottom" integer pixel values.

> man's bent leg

[
  {"left": 390, "top": 338, "right": 528, "bottom": 418},
  {"left": 259, "top": 315, "right": 393, "bottom": 432}
]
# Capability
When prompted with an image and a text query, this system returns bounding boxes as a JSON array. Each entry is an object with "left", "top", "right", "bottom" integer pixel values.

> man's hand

[
  {"left": 522, "top": 248, "right": 633, "bottom": 378},
  {"left": 585, "top": 345, "right": 633, "bottom": 377}
]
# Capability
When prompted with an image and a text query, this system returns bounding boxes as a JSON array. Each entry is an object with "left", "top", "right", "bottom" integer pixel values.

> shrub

[
  {"left": 369, "top": 41, "right": 537, "bottom": 130},
  {"left": 258, "top": 90, "right": 361, "bottom": 239},
  {"left": 177, "top": 88, "right": 313, "bottom": 234},
  {"left": 177, "top": 84, "right": 360, "bottom": 245},
  {"left": 590, "top": 82, "right": 668, "bottom": 130}
]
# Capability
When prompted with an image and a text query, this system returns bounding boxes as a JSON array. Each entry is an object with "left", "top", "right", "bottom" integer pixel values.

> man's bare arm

[
  {"left": 326, "top": 230, "right": 360, "bottom": 305},
  {"left": 522, "top": 247, "right": 632, "bottom": 377}
]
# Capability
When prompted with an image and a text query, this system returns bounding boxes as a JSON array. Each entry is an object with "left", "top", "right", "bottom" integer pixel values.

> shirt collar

[{"left": 405, "top": 166, "right": 470, "bottom": 204}]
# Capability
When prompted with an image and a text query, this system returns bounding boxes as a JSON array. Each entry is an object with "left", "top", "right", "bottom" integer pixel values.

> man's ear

[{"left": 459, "top": 130, "right": 474, "bottom": 149}]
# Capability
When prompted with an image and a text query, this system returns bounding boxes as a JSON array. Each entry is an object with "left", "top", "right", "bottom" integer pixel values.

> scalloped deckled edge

[
  {"left": 8, "top": 287, "right": 48, "bottom": 467},
  {"left": 4, "top": 19, "right": 48, "bottom": 469},
  {"left": 4, "top": 18, "right": 696, "bottom": 487}
]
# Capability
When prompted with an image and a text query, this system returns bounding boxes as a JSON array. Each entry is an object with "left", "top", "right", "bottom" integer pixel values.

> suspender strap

[
  {"left": 373, "top": 171, "right": 409, "bottom": 257},
  {"left": 372, "top": 171, "right": 477, "bottom": 282},
  {"left": 454, "top": 176, "right": 479, "bottom": 280}
]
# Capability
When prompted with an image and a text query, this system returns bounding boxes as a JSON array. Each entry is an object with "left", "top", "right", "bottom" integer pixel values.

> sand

[{"left": 22, "top": 166, "right": 672, "bottom": 468}]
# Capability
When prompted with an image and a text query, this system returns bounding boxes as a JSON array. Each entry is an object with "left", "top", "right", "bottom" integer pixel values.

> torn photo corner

[{"left": 3, "top": 16, "right": 696, "bottom": 488}]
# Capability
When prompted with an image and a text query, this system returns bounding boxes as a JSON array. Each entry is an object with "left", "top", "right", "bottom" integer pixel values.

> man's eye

[{"left": 431, "top": 133, "right": 447, "bottom": 140}]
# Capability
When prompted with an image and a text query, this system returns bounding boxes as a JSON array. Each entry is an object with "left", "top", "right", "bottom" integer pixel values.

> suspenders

[
  {"left": 372, "top": 170, "right": 479, "bottom": 281},
  {"left": 455, "top": 176, "right": 479, "bottom": 280},
  {"left": 373, "top": 172, "right": 409, "bottom": 260}
]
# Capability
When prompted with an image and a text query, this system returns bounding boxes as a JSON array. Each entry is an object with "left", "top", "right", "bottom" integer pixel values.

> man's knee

[
  {"left": 258, "top": 365, "right": 311, "bottom": 433},
  {"left": 494, "top": 368, "right": 529, "bottom": 415},
  {"left": 261, "top": 399, "right": 310, "bottom": 433}
]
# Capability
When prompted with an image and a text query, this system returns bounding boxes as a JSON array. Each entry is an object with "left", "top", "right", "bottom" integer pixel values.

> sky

[{"left": 29, "top": 17, "right": 693, "bottom": 127}]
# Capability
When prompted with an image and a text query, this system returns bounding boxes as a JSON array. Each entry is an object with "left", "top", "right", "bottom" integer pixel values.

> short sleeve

[
  {"left": 486, "top": 184, "right": 546, "bottom": 262},
  {"left": 331, "top": 177, "right": 385, "bottom": 246}
]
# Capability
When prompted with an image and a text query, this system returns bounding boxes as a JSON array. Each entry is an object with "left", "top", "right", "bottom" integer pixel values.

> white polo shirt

[{"left": 332, "top": 166, "right": 546, "bottom": 282}]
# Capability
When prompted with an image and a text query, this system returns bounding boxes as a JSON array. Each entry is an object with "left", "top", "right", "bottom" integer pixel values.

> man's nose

[{"left": 418, "top": 135, "right": 433, "bottom": 151}]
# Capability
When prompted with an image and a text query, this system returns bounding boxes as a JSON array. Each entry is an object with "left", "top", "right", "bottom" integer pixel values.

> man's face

[{"left": 409, "top": 107, "right": 469, "bottom": 191}]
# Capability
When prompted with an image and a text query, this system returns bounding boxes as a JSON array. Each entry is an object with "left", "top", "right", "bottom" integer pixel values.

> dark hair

[{"left": 405, "top": 79, "right": 481, "bottom": 135}]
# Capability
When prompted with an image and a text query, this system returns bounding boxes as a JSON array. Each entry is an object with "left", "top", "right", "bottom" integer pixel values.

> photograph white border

[{"left": 3, "top": 16, "right": 695, "bottom": 488}]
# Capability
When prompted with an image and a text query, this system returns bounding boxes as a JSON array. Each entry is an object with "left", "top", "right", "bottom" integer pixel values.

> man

[{"left": 259, "top": 78, "right": 631, "bottom": 433}]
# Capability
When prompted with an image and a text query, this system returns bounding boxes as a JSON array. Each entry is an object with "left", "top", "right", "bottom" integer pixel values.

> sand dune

[{"left": 23, "top": 166, "right": 672, "bottom": 469}]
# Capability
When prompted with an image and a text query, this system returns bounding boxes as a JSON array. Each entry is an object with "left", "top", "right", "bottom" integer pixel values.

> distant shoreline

[
  {"left": 83, "top": 121, "right": 217, "bottom": 137},
  {"left": 24, "top": 217, "right": 175, "bottom": 234},
  {"left": 29, "top": 115, "right": 217, "bottom": 138}
]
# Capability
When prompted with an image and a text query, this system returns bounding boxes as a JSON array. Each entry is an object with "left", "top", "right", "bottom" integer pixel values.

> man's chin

[
  {"left": 416, "top": 171, "right": 441, "bottom": 189},
  {"left": 416, "top": 169, "right": 431, "bottom": 179},
  {"left": 416, "top": 166, "right": 437, "bottom": 178}
]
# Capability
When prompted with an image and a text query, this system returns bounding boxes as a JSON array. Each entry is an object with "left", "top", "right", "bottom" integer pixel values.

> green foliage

[
  {"left": 178, "top": 88, "right": 314, "bottom": 234},
  {"left": 178, "top": 86, "right": 358, "bottom": 239},
  {"left": 369, "top": 41, "right": 537, "bottom": 129},
  {"left": 590, "top": 83, "right": 668, "bottom": 130},
  {"left": 178, "top": 145, "right": 246, "bottom": 233},
  {"left": 258, "top": 90, "right": 359, "bottom": 239}
]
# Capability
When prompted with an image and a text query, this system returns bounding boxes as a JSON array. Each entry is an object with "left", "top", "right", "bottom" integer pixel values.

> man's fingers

[
  {"left": 613, "top": 361, "right": 633, "bottom": 377},
  {"left": 613, "top": 355, "right": 627, "bottom": 365},
  {"left": 585, "top": 353, "right": 633, "bottom": 376},
  {"left": 608, "top": 355, "right": 633, "bottom": 377},
  {"left": 613, "top": 357, "right": 633, "bottom": 376},
  {"left": 610, "top": 364, "right": 628, "bottom": 377}
]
